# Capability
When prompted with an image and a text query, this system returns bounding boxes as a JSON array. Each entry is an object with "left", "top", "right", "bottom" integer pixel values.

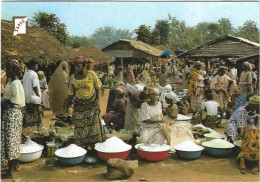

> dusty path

[{"left": 1, "top": 89, "right": 259, "bottom": 181}]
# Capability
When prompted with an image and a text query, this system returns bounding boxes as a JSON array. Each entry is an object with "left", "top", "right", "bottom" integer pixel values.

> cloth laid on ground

[
  {"left": 168, "top": 121, "right": 194, "bottom": 152},
  {"left": 48, "top": 63, "right": 68, "bottom": 114}
]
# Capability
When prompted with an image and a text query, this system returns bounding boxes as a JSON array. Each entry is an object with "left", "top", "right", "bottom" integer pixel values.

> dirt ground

[{"left": 1, "top": 89, "right": 259, "bottom": 182}]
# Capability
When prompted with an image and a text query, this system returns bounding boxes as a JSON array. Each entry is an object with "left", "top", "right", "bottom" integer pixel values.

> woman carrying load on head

[
  {"left": 1, "top": 59, "right": 25, "bottom": 178},
  {"left": 63, "top": 56, "right": 104, "bottom": 152},
  {"left": 187, "top": 61, "right": 204, "bottom": 113}
]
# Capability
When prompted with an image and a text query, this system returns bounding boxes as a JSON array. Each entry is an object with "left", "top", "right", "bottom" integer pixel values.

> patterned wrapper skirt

[
  {"left": 73, "top": 95, "right": 104, "bottom": 148},
  {"left": 124, "top": 99, "right": 140, "bottom": 132},
  {"left": 1, "top": 105, "right": 23, "bottom": 165},
  {"left": 190, "top": 95, "right": 203, "bottom": 113},
  {"left": 22, "top": 104, "right": 42, "bottom": 127},
  {"left": 205, "top": 115, "right": 219, "bottom": 123}
]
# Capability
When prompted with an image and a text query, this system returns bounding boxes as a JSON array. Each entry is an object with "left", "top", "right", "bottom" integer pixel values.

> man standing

[{"left": 23, "top": 59, "right": 42, "bottom": 129}]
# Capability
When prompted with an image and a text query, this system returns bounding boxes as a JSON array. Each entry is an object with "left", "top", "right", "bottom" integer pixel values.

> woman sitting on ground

[
  {"left": 225, "top": 95, "right": 260, "bottom": 143},
  {"left": 163, "top": 91, "right": 180, "bottom": 126},
  {"left": 237, "top": 105, "right": 259, "bottom": 175},
  {"left": 137, "top": 88, "right": 170, "bottom": 145}
]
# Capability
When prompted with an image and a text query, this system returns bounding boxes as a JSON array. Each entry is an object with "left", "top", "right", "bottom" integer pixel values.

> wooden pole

[
  {"left": 183, "top": 58, "right": 187, "bottom": 89},
  {"left": 121, "top": 57, "right": 124, "bottom": 81}
]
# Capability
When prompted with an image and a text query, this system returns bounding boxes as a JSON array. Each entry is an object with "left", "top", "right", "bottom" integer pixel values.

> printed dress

[{"left": 68, "top": 71, "right": 104, "bottom": 148}]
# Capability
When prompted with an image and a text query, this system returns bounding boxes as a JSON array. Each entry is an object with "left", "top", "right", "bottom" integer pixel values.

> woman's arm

[
  {"left": 142, "top": 118, "right": 166, "bottom": 124},
  {"left": 63, "top": 95, "right": 73, "bottom": 112}
]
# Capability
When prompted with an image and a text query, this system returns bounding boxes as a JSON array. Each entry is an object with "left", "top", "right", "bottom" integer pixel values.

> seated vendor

[
  {"left": 225, "top": 95, "right": 260, "bottom": 143},
  {"left": 237, "top": 112, "right": 259, "bottom": 175},
  {"left": 137, "top": 88, "right": 170, "bottom": 145}
]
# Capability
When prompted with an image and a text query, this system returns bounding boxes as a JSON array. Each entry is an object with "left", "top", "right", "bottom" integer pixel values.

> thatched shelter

[
  {"left": 69, "top": 46, "right": 114, "bottom": 70},
  {"left": 1, "top": 19, "right": 73, "bottom": 68}
]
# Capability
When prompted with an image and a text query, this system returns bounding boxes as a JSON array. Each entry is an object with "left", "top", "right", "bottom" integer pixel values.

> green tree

[
  {"left": 32, "top": 11, "right": 68, "bottom": 45},
  {"left": 218, "top": 18, "right": 233, "bottom": 34},
  {"left": 135, "top": 25, "right": 152, "bottom": 44},
  {"left": 235, "top": 20, "right": 259, "bottom": 42},
  {"left": 153, "top": 19, "right": 170, "bottom": 45}
]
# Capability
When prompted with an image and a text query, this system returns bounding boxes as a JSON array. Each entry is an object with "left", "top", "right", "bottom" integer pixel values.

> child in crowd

[{"left": 201, "top": 92, "right": 223, "bottom": 125}]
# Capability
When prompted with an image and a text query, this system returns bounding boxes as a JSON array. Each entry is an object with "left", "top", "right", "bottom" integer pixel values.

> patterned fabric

[
  {"left": 225, "top": 106, "right": 250, "bottom": 141},
  {"left": 205, "top": 115, "right": 218, "bottom": 123},
  {"left": 1, "top": 70, "right": 7, "bottom": 94},
  {"left": 73, "top": 95, "right": 104, "bottom": 148},
  {"left": 213, "top": 90, "right": 228, "bottom": 109},
  {"left": 187, "top": 68, "right": 203, "bottom": 97},
  {"left": 1, "top": 105, "right": 23, "bottom": 165},
  {"left": 68, "top": 71, "right": 102, "bottom": 100},
  {"left": 234, "top": 95, "right": 247, "bottom": 110},
  {"left": 124, "top": 98, "right": 140, "bottom": 132},
  {"left": 190, "top": 95, "right": 203, "bottom": 113},
  {"left": 237, "top": 125, "right": 259, "bottom": 161},
  {"left": 39, "top": 79, "right": 50, "bottom": 109},
  {"left": 22, "top": 104, "right": 42, "bottom": 127}
]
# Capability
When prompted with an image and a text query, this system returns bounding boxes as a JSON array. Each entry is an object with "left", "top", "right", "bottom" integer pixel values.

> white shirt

[
  {"left": 3, "top": 80, "right": 25, "bottom": 107},
  {"left": 139, "top": 102, "right": 163, "bottom": 121},
  {"left": 23, "top": 69, "right": 41, "bottom": 103},
  {"left": 228, "top": 68, "right": 237, "bottom": 81},
  {"left": 201, "top": 100, "right": 219, "bottom": 116}
]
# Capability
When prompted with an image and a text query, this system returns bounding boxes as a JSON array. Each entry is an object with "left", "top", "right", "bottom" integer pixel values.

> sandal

[{"left": 240, "top": 169, "right": 247, "bottom": 174}]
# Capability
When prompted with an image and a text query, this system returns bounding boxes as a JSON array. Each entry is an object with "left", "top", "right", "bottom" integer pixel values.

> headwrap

[
  {"left": 7, "top": 59, "right": 22, "bottom": 73},
  {"left": 37, "top": 71, "right": 46, "bottom": 79},
  {"left": 74, "top": 56, "right": 86, "bottom": 64},
  {"left": 62, "top": 60, "right": 68, "bottom": 67},
  {"left": 116, "top": 86, "right": 126, "bottom": 95},
  {"left": 243, "top": 62, "right": 251, "bottom": 70},
  {"left": 228, "top": 57, "right": 237, "bottom": 63},
  {"left": 86, "top": 58, "right": 94, "bottom": 66},
  {"left": 165, "top": 91, "right": 178, "bottom": 100},
  {"left": 194, "top": 61, "right": 202, "bottom": 67},
  {"left": 249, "top": 95, "right": 260, "bottom": 105},
  {"left": 219, "top": 66, "right": 228, "bottom": 70},
  {"left": 251, "top": 64, "right": 255, "bottom": 69},
  {"left": 148, "top": 87, "right": 159, "bottom": 95}
]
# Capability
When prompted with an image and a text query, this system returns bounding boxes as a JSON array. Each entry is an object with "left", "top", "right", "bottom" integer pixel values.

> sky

[{"left": 1, "top": 1, "right": 259, "bottom": 36}]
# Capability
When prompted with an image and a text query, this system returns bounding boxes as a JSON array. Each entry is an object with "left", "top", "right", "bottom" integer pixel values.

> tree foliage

[{"left": 32, "top": 11, "right": 68, "bottom": 45}]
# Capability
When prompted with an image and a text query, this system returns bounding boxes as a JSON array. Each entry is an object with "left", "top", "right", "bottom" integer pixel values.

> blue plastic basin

[
  {"left": 176, "top": 150, "right": 202, "bottom": 160},
  {"left": 57, "top": 155, "right": 85, "bottom": 166},
  {"left": 203, "top": 146, "right": 233, "bottom": 157}
]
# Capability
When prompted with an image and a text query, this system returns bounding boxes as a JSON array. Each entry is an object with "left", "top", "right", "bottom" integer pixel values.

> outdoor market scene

[{"left": 1, "top": 1, "right": 259, "bottom": 181}]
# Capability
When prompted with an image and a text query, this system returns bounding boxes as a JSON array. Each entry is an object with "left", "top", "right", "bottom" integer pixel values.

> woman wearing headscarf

[
  {"left": 187, "top": 61, "right": 204, "bottom": 113},
  {"left": 1, "top": 59, "right": 25, "bottom": 178},
  {"left": 236, "top": 95, "right": 259, "bottom": 174},
  {"left": 63, "top": 56, "right": 104, "bottom": 152},
  {"left": 225, "top": 95, "right": 260, "bottom": 143},
  {"left": 137, "top": 88, "right": 170, "bottom": 144},
  {"left": 210, "top": 66, "right": 233, "bottom": 110},
  {"left": 37, "top": 71, "right": 50, "bottom": 109},
  {"left": 238, "top": 62, "right": 252, "bottom": 95}
]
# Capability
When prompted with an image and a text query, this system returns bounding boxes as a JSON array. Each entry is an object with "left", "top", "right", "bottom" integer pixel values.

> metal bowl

[
  {"left": 18, "top": 144, "right": 44, "bottom": 162},
  {"left": 202, "top": 146, "right": 234, "bottom": 157},
  {"left": 175, "top": 150, "right": 203, "bottom": 160},
  {"left": 57, "top": 155, "right": 85, "bottom": 166}
]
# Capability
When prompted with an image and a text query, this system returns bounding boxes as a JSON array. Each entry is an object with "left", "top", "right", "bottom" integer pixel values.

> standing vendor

[
  {"left": 1, "top": 59, "right": 25, "bottom": 178},
  {"left": 64, "top": 56, "right": 104, "bottom": 152}
]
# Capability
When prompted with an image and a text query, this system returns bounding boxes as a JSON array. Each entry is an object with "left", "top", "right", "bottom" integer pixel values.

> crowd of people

[{"left": 1, "top": 55, "right": 259, "bottom": 177}]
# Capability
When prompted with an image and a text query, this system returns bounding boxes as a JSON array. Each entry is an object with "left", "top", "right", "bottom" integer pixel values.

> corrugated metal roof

[
  {"left": 103, "top": 39, "right": 163, "bottom": 57},
  {"left": 177, "top": 34, "right": 260, "bottom": 58}
]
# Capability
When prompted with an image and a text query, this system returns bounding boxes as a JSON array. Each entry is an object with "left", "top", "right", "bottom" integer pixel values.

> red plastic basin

[
  {"left": 136, "top": 149, "right": 169, "bottom": 161},
  {"left": 97, "top": 150, "right": 131, "bottom": 161}
]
